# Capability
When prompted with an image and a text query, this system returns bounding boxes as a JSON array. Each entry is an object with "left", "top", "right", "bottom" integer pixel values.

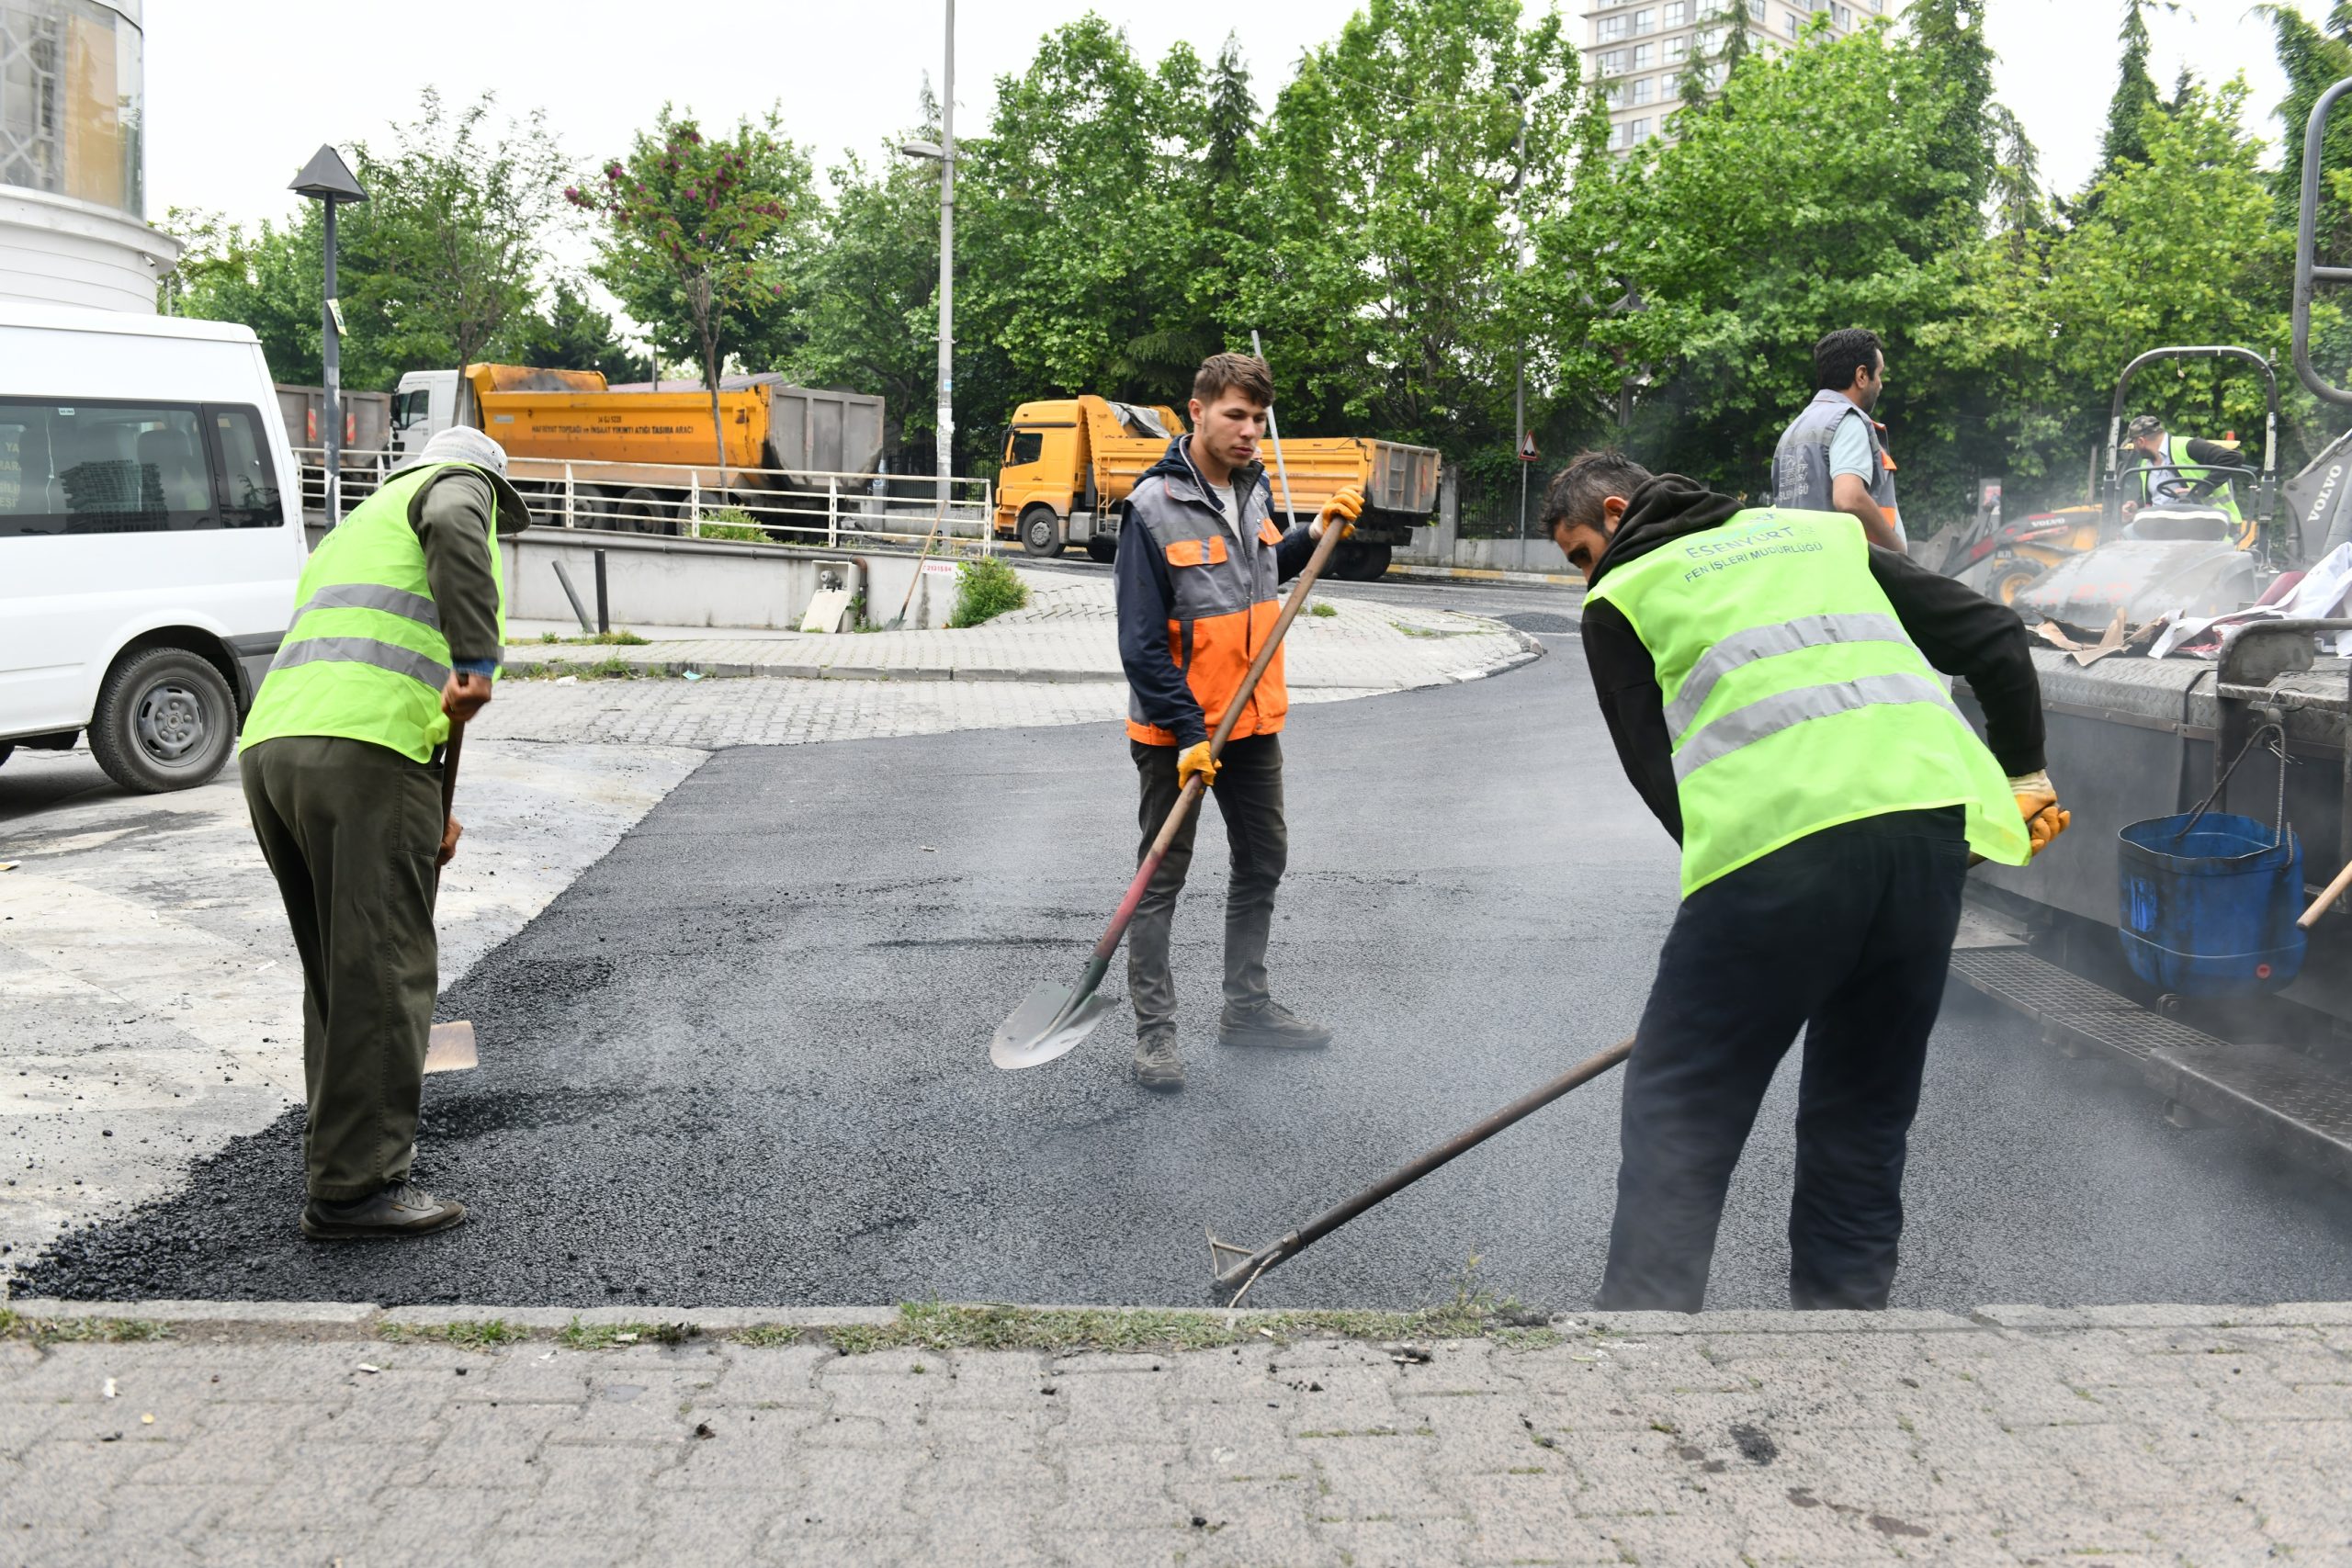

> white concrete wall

[
  {"left": 0, "top": 187, "right": 179, "bottom": 315},
  {"left": 1396, "top": 525, "right": 1569, "bottom": 575},
  {"left": 496, "top": 529, "right": 966, "bottom": 633}
]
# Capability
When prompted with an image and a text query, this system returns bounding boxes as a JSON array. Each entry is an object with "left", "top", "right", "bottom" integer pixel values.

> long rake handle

[
  {"left": 1058, "top": 504, "right": 1356, "bottom": 1012},
  {"left": 433, "top": 715, "right": 466, "bottom": 897},
  {"left": 1216, "top": 1033, "right": 1638, "bottom": 1292}
]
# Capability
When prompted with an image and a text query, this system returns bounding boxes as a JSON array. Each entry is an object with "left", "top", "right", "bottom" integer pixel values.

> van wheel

[
  {"left": 1019, "top": 504, "right": 1065, "bottom": 557},
  {"left": 1086, "top": 537, "right": 1116, "bottom": 564},
  {"left": 88, "top": 648, "right": 237, "bottom": 794}
]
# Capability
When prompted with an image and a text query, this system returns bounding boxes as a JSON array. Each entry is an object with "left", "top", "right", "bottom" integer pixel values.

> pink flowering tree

[{"left": 570, "top": 107, "right": 809, "bottom": 479}]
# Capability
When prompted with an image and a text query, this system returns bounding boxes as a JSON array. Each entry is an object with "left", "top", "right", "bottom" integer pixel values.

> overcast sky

[{"left": 151, "top": 0, "right": 2314, "bottom": 240}]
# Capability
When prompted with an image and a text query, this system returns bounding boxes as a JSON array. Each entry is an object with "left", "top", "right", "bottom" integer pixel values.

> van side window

[
  {"left": 0, "top": 402, "right": 229, "bottom": 536},
  {"left": 209, "top": 407, "right": 283, "bottom": 528},
  {"left": 1006, "top": 430, "right": 1044, "bottom": 468}
]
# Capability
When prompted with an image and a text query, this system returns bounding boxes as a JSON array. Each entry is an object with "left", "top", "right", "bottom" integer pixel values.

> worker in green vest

[
  {"left": 1543, "top": 450, "right": 2067, "bottom": 1313},
  {"left": 240, "top": 425, "right": 529, "bottom": 1240},
  {"left": 2125, "top": 414, "right": 2252, "bottom": 547}
]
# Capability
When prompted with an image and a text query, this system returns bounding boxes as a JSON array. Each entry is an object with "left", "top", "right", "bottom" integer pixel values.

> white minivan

[{"left": 0, "top": 302, "right": 306, "bottom": 792}]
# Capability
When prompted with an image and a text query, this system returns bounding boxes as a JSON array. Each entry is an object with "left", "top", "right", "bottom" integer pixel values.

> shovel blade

[
  {"left": 990, "top": 982, "right": 1113, "bottom": 1070},
  {"left": 424, "top": 1021, "right": 477, "bottom": 1075}
]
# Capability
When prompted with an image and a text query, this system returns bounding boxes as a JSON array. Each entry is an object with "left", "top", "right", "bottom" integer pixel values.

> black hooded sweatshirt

[{"left": 1579, "top": 474, "right": 2047, "bottom": 841}]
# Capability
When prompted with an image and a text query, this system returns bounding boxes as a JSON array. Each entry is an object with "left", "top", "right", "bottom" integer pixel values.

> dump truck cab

[{"left": 997, "top": 397, "right": 1185, "bottom": 560}]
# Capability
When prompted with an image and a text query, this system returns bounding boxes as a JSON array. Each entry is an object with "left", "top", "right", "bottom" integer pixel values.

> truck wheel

[
  {"left": 87, "top": 647, "right": 236, "bottom": 794},
  {"left": 619, "top": 487, "right": 674, "bottom": 536},
  {"left": 1349, "top": 542, "right": 1393, "bottom": 581},
  {"left": 1019, "top": 504, "right": 1065, "bottom": 557},
  {"left": 1086, "top": 537, "right": 1116, "bottom": 564}
]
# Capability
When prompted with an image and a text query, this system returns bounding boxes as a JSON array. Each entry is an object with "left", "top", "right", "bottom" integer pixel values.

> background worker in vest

[
  {"left": 240, "top": 426, "right": 529, "bottom": 1240},
  {"left": 1544, "top": 450, "right": 2069, "bottom": 1312},
  {"left": 2124, "top": 414, "right": 2253, "bottom": 547},
  {"left": 1115, "top": 352, "right": 1363, "bottom": 1091},
  {"left": 1772, "top": 327, "right": 1906, "bottom": 553}
]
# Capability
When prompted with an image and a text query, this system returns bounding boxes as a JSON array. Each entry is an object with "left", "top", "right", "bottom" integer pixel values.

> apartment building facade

[{"left": 1586, "top": 0, "right": 1887, "bottom": 153}]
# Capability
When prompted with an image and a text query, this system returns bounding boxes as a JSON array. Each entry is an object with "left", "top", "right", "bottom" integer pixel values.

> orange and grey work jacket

[{"left": 1116, "top": 434, "right": 1317, "bottom": 747}]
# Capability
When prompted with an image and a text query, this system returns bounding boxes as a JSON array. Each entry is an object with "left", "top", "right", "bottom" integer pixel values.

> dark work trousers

[
  {"left": 1127, "top": 734, "right": 1288, "bottom": 1034},
  {"left": 1598, "top": 807, "right": 1970, "bottom": 1314},
  {"left": 241, "top": 735, "right": 444, "bottom": 1201}
]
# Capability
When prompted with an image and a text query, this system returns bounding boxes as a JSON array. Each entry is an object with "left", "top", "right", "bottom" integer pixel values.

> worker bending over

[
  {"left": 240, "top": 426, "right": 528, "bottom": 1239},
  {"left": 1115, "top": 352, "right": 1361, "bottom": 1091},
  {"left": 2125, "top": 414, "right": 2253, "bottom": 547},
  {"left": 1772, "top": 328, "right": 1906, "bottom": 553},
  {"left": 1544, "top": 452, "right": 2068, "bottom": 1312}
]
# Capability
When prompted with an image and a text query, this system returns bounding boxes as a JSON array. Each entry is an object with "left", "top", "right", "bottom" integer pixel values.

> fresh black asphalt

[{"left": 25, "top": 634, "right": 2352, "bottom": 1311}]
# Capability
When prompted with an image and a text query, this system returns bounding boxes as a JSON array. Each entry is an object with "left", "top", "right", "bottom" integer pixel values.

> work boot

[
  {"left": 1133, "top": 1028, "right": 1185, "bottom": 1091},
  {"left": 1217, "top": 999, "right": 1332, "bottom": 1051},
  {"left": 300, "top": 1180, "right": 468, "bottom": 1241}
]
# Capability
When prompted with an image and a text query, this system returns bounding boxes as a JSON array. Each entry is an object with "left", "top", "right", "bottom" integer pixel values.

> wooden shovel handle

[{"left": 2298, "top": 855, "right": 2352, "bottom": 931}]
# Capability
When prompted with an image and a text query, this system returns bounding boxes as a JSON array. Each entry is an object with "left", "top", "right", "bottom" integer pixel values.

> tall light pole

[
  {"left": 291, "top": 145, "right": 368, "bottom": 524},
  {"left": 899, "top": 0, "right": 956, "bottom": 502}
]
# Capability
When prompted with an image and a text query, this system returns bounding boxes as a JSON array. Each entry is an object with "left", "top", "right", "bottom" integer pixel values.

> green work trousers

[{"left": 241, "top": 734, "right": 444, "bottom": 1201}]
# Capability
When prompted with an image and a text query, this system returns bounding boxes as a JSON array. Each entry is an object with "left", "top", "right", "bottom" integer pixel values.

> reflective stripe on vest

[
  {"left": 1672, "top": 668, "right": 1963, "bottom": 784},
  {"left": 267, "top": 635, "right": 451, "bottom": 692},
  {"left": 289, "top": 582, "right": 443, "bottom": 630},
  {"left": 1663, "top": 611, "right": 1909, "bottom": 741},
  {"left": 1588, "top": 507, "right": 2028, "bottom": 895}
]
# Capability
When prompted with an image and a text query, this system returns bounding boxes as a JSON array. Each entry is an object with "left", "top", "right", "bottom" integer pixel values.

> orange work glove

[
  {"left": 1310, "top": 486, "right": 1363, "bottom": 541},
  {"left": 2010, "top": 770, "right": 2070, "bottom": 860},
  {"left": 1178, "top": 741, "right": 1220, "bottom": 791}
]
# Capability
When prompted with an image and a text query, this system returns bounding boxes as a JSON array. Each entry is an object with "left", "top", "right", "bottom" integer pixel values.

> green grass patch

[
  {"left": 0, "top": 1309, "right": 172, "bottom": 1346},
  {"left": 536, "top": 629, "right": 650, "bottom": 646},
  {"left": 815, "top": 1291, "right": 1555, "bottom": 1358},
  {"left": 693, "top": 506, "right": 773, "bottom": 544},
  {"left": 1309, "top": 603, "right": 1339, "bottom": 618},
  {"left": 949, "top": 556, "right": 1032, "bottom": 628},
  {"left": 378, "top": 1318, "right": 524, "bottom": 1348}
]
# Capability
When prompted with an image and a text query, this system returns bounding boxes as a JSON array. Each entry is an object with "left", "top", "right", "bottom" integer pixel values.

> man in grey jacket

[{"left": 1772, "top": 328, "right": 1905, "bottom": 553}]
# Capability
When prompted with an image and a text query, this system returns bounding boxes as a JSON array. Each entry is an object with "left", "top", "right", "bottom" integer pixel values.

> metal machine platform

[{"left": 1948, "top": 924, "right": 2352, "bottom": 1186}]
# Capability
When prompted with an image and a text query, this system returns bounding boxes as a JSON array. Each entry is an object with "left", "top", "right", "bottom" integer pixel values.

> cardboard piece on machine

[
  {"left": 2069, "top": 610, "right": 2132, "bottom": 667},
  {"left": 800, "top": 588, "right": 853, "bottom": 634},
  {"left": 424, "top": 1021, "right": 477, "bottom": 1074}
]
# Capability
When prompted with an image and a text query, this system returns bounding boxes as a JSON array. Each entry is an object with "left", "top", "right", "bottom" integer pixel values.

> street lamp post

[
  {"left": 290, "top": 145, "right": 368, "bottom": 525},
  {"left": 899, "top": 0, "right": 956, "bottom": 506}
]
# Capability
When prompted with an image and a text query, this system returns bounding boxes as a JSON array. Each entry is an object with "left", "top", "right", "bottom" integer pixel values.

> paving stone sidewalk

[
  {"left": 512, "top": 574, "right": 1539, "bottom": 688},
  {"left": 5, "top": 1300, "right": 2346, "bottom": 1566}
]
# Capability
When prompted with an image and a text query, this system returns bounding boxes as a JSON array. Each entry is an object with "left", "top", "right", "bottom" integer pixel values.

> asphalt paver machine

[{"left": 1945, "top": 85, "right": 2352, "bottom": 1187}]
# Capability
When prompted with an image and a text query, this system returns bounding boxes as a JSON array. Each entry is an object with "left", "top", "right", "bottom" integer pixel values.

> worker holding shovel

[
  {"left": 239, "top": 426, "right": 529, "bottom": 1240},
  {"left": 1114, "top": 352, "right": 1363, "bottom": 1091},
  {"left": 1544, "top": 450, "right": 2067, "bottom": 1311}
]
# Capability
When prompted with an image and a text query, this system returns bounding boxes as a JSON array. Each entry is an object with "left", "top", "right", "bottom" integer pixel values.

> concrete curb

[
  {"left": 510, "top": 622, "right": 1549, "bottom": 690},
  {"left": 1385, "top": 563, "right": 1586, "bottom": 588},
  {"left": 15, "top": 1297, "right": 2351, "bottom": 1343}
]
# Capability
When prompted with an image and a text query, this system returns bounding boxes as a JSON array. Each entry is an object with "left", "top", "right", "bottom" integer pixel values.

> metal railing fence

[{"left": 291, "top": 449, "right": 997, "bottom": 555}]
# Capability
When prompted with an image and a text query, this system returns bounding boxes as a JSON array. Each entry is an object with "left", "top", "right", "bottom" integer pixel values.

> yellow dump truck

[
  {"left": 389, "top": 364, "right": 884, "bottom": 532},
  {"left": 994, "top": 395, "right": 1441, "bottom": 581}
]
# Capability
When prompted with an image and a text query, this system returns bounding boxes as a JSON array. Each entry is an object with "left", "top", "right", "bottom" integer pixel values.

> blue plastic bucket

[{"left": 2117, "top": 811, "right": 2305, "bottom": 997}]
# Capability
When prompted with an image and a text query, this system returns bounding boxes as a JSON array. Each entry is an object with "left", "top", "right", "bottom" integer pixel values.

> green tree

[
  {"left": 2098, "top": 0, "right": 2162, "bottom": 179},
  {"left": 791, "top": 135, "right": 947, "bottom": 463},
  {"left": 164, "top": 209, "right": 333, "bottom": 384},
  {"left": 1246, "top": 0, "right": 1582, "bottom": 447},
  {"left": 1531, "top": 19, "right": 2002, "bottom": 516},
  {"left": 500, "top": 280, "right": 644, "bottom": 381},
  {"left": 336, "top": 90, "right": 571, "bottom": 378},
  {"left": 571, "top": 107, "right": 815, "bottom": 474}
]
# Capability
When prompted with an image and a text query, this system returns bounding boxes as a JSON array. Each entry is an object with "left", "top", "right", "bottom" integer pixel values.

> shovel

[
  {"left": 990, "top": 480, "right": 1355, "bottom": 1070},
  {"left": 1205, "top": 1034, "right": 1638, "bottom": 1301},
  {"left": 423, "top": 715, "right": 475, "bottom": 1076}
]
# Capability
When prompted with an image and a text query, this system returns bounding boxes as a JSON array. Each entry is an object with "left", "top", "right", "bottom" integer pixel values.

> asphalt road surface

[{"left": 26, "top": 611, "right": 2352, "bottom": 1311}]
